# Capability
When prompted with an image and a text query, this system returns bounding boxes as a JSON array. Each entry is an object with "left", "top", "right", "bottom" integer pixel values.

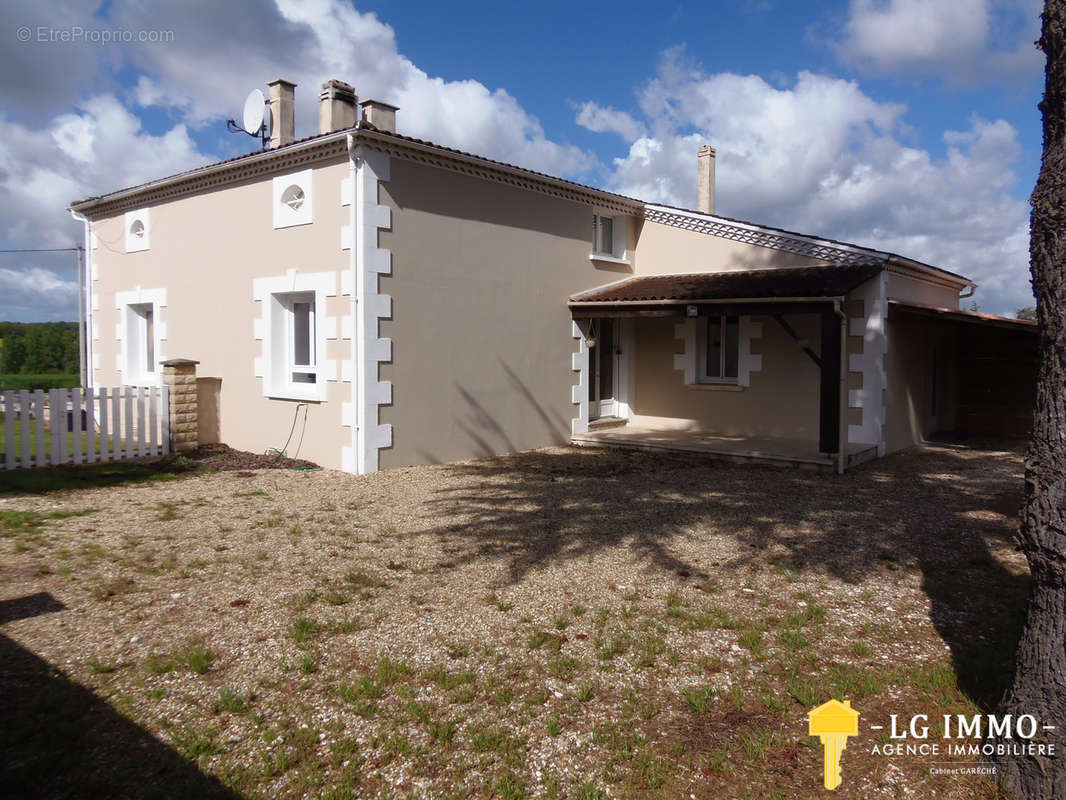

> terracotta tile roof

[
  {"left": 887, "top": 300, "right": 1038, "bottom": 331},
  {"left": 569, "top": 263, "right": 884, "bottom": 304},
  {"left": 71, "top": 124, "right": 641, "bottom": 210}
]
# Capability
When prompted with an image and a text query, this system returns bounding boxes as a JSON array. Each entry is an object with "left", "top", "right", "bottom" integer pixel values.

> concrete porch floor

[{"left": 571, "top": 424, "right": 878, "bottom": 470}]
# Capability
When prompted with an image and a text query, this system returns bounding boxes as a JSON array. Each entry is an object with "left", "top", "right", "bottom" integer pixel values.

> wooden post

[{"left": 161, "top": 359, "right": 200, "bottom": 453}]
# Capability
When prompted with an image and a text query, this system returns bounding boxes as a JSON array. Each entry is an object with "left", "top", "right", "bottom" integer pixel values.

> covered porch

[{"left": 569, "top": 264, "right": 885, "bottom": 472}]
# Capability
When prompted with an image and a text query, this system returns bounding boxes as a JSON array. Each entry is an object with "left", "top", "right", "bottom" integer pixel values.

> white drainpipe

[{"left": 69, "top": 208, "right": 93, "bottom": 391}]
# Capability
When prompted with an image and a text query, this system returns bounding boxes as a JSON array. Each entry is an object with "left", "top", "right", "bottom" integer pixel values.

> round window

[
  {"left": 129, "top": 219, "right": 145, "bottom": 238},
  {"left": 280, "top": 185, "right": 305, "bottom": 211}
]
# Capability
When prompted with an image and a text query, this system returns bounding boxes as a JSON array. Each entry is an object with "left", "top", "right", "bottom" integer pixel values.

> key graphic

[{"left": 808, "top": 699, "right": 860, "bottom": 790}]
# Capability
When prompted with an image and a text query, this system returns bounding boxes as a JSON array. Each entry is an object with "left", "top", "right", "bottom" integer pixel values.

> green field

[{"left": 0, "top": 374, "right": 79, "bottom": 391}]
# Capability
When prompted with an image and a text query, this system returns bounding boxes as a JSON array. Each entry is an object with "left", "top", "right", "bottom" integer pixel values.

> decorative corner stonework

[
  {"left": 570, "top": 321, "right": 590, "bottom": 435},
  {"left": 347, "top": 144, "right": 394, "bottom": 474},
  {"left": 161, "top": 359, "right": 199, "bottom": 453}
]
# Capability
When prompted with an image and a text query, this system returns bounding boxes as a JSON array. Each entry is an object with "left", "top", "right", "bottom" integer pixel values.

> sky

[{"left": 0, "top": 0, "right": 1046, "bottom": 321}]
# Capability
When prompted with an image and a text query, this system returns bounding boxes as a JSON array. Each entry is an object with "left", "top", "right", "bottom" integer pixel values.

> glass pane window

[
  {"left": 701, "top": 314, "right": 742, "bottom": 383},
  {"left": 288, "top": 295, "right": 316, "bottom": 385},
  {"left": 144, "top": 307, "right": 155, "bottom": 373},
  {"left": 594, "top": 215, "right": 615, "bottom": 255},
  {"left": 723, "top": 315, "right": 739, "bottom": 379},
  {"left": 706, "top": 316, "right": 722, "bottom": 378}
]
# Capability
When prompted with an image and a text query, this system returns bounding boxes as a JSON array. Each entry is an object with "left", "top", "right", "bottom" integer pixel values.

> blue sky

[{"left": 0, "top": 0, "right": 1045, "bottom": 320}]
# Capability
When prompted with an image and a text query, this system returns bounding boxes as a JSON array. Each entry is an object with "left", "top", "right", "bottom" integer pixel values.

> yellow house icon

[{"left": 808, "top": 699, "right": 860, "bottom": 790}]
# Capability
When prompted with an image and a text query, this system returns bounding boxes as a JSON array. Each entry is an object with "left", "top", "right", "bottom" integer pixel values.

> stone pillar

[{"left": 161, "top": 358, "right": 200, "bottom": 453}]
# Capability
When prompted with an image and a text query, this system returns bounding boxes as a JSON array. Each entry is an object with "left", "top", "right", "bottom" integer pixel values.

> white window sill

[
  {"left": 588, "top": 253, "right": 631, "bottom": 266},
  {"left": 267, "top": 388, "right": 323, "bottom": 403},
  {"left": 688, "top": 382, "right": 743, "bottom": 391}
]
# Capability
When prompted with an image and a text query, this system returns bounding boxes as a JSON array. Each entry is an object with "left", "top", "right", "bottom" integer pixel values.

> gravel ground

[{"left": 0, "top": 442, "right": 1029, "bottom": 799}]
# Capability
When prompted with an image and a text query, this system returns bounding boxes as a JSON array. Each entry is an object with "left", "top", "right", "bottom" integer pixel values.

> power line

[{"left": 0, "top": 246, "right": 80, "bottom": 253}]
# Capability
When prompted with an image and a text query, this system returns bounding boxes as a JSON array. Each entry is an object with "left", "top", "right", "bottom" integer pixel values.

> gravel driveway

[{"left": 0, "top": 442, "right": 1029, "bottom": 799}]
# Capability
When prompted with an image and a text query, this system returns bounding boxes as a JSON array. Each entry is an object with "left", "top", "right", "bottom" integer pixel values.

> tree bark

[{"left": 995, "top": 3, "right": 1066, "bottom": 798}]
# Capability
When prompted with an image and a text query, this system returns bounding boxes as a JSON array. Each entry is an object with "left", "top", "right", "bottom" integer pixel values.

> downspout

[
  {"left": 69, "top": 209, "right": 92, "bottom": 391},
  {"left": 834, "top": 299, "right": 848, "bottom": 475},
  {"left": 346, "top": 133, "right": 361, "bottom": 473}
]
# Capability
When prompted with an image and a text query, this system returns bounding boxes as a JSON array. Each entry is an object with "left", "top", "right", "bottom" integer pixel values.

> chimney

[
  {"left": 267, "top": 78, "right": 296, "bottom": 148},
  {"left": 359, "top": 99, "right": 398, "bottom": 134},
  {"left": 318, "top": 79, "right": 357, "bottom": 134},
  {"left": 697, "top": 144, "right": 716, "bottom": 214}
]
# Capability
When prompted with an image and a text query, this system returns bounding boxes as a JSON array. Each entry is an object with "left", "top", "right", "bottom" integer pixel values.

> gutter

[{"left": 568, "top": 295, "right": 849, "bottom": 308}]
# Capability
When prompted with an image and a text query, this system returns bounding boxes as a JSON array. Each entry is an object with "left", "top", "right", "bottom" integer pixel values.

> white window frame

[
  {"left": 589, "top": 213, "right": 629, "bottom": 264},
  {"left": 253, "top": 270, "right": 337, "bottom": 402},
  {"left": 124, "top": 208, "right": 150, "bottom": 252},
  {"left": 696, "top": 313, "right": 741, "bottom": 384},
  {"left": 115, "top": 287, "right": 166, "bottom": 386},
  {"left": 273, "top": 169, "right": 313, "bottom": 229}
]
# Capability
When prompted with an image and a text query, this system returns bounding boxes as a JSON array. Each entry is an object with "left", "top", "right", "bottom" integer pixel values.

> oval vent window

[
  {"left": 281, "top": 185, "right": 305, "bottom": 211},
  {"left": 129, "top": 219, "right": 145, "bottom": 238}
]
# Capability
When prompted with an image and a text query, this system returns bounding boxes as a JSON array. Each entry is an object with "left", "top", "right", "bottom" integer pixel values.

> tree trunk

[{"left": 995, "top": 3, "right": 1066, "bottom": 798}]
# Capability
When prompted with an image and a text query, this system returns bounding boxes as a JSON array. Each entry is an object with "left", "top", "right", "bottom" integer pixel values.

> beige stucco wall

[
  {"left": 628, "top": 314, "right": 823, "bottom": 440},
  {"left": 88, "top": 157, "right": 353, "bottom": 469},
  {"left": 886, "top": 270, "right": 961, "bottom": 309},
  {"left": 375, "top": 159, "right": 630, "bottom": 467},
  {"left": 632, "top": 220, "right": 833, "bottom": 275}
]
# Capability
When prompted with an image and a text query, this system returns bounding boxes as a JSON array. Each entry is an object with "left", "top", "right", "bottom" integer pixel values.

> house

[{"left": 68, "top": 78, "right": 1037, "bottom": 474}]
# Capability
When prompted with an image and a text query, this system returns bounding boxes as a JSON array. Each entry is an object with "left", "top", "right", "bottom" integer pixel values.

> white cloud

[
  {"left": 111, "top": 0, "right": 595, "bottom": 176},
  {"left": 0, "top": 265, "right": 78, "bottom": 321},
  {"left": 589, "top": 51, "right": 1032, "bottom": 314},
  {"left": 575, "top": 102, "right": 646, "bottom": 141},
  {"left": 834, "top": 0, "right": 1042, "bottom": 83}
]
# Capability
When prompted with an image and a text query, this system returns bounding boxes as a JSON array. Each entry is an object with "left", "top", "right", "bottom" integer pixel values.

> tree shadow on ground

[
  {"left": 414, "top": 442, "right": 1029, "bottom": 712},
  {"left": 0, "top": 592, "right": 239, "bottom": 800}
]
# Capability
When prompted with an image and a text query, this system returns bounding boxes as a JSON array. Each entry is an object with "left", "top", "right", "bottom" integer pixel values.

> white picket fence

[{"left": 0, "top": 386, "right": 171, "bottom": 470}]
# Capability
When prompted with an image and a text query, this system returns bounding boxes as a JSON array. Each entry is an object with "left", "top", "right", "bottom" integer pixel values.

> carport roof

[{"left": 569, "top": 263, "right": 883, "bottom": 305}]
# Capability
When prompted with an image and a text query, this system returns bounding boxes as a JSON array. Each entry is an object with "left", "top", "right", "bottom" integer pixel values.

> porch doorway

[{"left": 588, "top": 318, "right": 618, "bottom": 420}]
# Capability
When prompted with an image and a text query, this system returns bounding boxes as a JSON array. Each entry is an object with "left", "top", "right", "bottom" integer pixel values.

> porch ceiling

[{"left": 569, "top": 263, "right": 882, "bottom": 318}]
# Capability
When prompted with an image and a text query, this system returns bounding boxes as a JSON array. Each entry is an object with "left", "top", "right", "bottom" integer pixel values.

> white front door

[{"left": 589, "top": 318, "right": 617, "bottom": 419}]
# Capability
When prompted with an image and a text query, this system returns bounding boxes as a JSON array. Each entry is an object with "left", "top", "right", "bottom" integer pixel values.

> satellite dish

[{"left": 242, "top": 89, "right": 266, "bottom": 135}]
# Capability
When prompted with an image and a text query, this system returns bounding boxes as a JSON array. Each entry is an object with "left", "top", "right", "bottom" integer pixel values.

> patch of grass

[
  {"left": 553, "top": 613, "right": 570, "bottom": 630},
  {"left": 375, "top": 655, "right": 413, "bottom": 685},
  {"left": 738, "top": 725, "right": 781, "bottom": 761},
  {"left": 787, "top": 676, "right": 820, "bottom": 708},
  {"left": 573, "top": 781, "right": 605, "bottom": 800},
  {"left": 681, "top": 685, "right": 717, "bottom": 713},
  {"left": 87, "top": 656, "right": 120, "bottom": 675},
  {"left": 214, "top": 686, "right": 252, "bottom": 714},
  {"left": 596, "top": 631, "right": 632, "bottom": 661},
  {"left": 738, "top": 627, "right": 765, "bottom": 659},
  {"left": 493, "top": 773, "right": 526, "bottom": 800},
  {"left": 0, "top": 459, "right": 180, "bottom": 495},
  {"left": 547, "top": 717, "right": 563, "bottom": 736},
  {"left": 169, "top": 724, "right": 221, "bottom": 761},
  {"left": 344, "top": 570, "right": 387, "bottom": 590},
  {"left": 851, "top": 640, "right": 873, "bottom": 658},
  {"left": 576, "top": 681, "right": 595, "bottom": 702},
  {"left": 571, "top": 603, "right": 587, "bottom": 617},
  {"left": 181, "top": 641, "right": 214, "bottom": 674},
  {"left": 424, "top": 663, "right": 475, "bottom": 691},
  {"left": 288, "top": 616, "right": 320, "bottom": 645},
  {"left": 778, "top": 628, "right": 808, "bottom": 651},
  {"left": 686, "top": 603, "right": 741, "bottom": 631},
  {"left": 89, "top": 575, "right": 137, "bottom": 600},
  {"left": 527, "top": 630, "right": 565, "bottom": 651}
]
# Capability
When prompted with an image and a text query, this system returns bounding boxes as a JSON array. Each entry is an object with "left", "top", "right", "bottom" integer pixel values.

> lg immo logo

[{"left": 808, "top": 699, "right": 859, "bottom": 790}]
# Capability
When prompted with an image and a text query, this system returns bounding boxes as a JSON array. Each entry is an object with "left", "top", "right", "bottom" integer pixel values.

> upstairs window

[
  {"left": 591, "top": 214, "right": 628, "bottom": 263},
  {"left": 698, "top": 314, "right": 740, "bottom": 383}
]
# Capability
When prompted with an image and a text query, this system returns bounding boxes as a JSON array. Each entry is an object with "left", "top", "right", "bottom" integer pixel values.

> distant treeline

[{"left": 0, "top": 322, "right": 80, "bottom": 375}]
